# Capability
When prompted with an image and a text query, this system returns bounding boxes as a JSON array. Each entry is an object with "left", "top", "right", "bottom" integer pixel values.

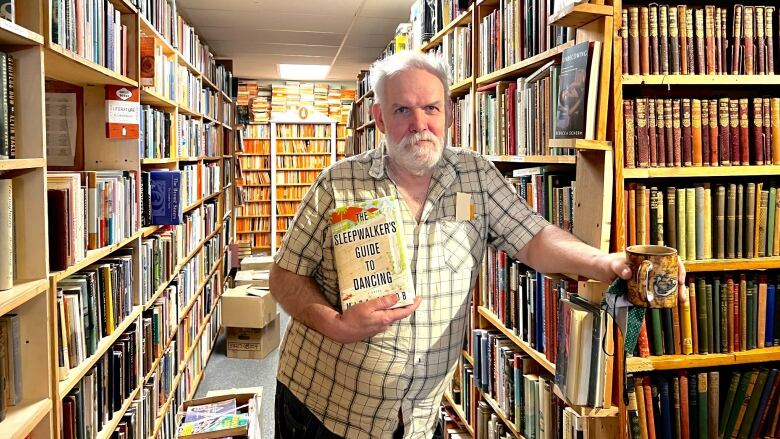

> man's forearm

[
  {"left": 515, "top": 225, "right": 615, "bottom": 282},
  {"left": 269, "top": 264, "right": 341, "bottom": 337}
]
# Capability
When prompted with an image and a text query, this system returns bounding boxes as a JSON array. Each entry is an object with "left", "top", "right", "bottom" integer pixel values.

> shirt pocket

[{"left": 438, "top": 218, "right": 481, "bottom": 272}]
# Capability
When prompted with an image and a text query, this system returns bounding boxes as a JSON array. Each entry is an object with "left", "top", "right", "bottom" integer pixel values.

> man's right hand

[{"left": 329, "top": 294, "right": 422, "bottom": 344}]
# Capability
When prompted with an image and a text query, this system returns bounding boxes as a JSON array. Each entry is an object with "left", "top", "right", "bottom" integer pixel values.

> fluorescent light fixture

[{"left": 278, "top": 64, "right": 330, "bottom": 80}]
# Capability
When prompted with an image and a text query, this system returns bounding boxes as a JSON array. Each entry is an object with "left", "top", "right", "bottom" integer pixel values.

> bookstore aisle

[{"left": 195, "top": 310, "right": 290, "bottom": 439}]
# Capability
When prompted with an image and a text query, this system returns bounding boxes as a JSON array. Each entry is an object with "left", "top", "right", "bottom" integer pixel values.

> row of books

[
  {"left": 61, "top": 321, "right": 141, "bottom": 439},
  {"left": 623, "top": 97, "right": 780, "bottom": 168},
  {"left": 449, "top": 93, "right": 472, "bottom": 151},
  {"left": 634, "top": 272, "right": 780, "bottom": 357},
  {"left": 276, "top": 201, "right": 302, "bottom": 216},
  {"left": 48, "top": 171, "right": 139, "bottom": 271},
  {"left": 275, "top": 155, "right": 330, "bottom": 168},
  {"left": 274, "top": 170, "right": 319, "bottom": 185},
  {"left": 622, "top": 4, "right": 777, "bottom": 76},
  {"left": 429, "top": 24, "right": 472, "bottom": 85},
  {"left": 140, "top": 230, "right": 179, "bottom": 304},
  {"left": 179, "top": 209, "right": 203, "bottom": 258},
  {"left": 136, "top": 0, "right": 177, "bottom": 50},
  {"left": 141, "top": 170, "right": 182, "bottom": 227},
  {"left": 201, "top": 88, "right": 220, "bottom": 121},
  {"left": 236, "top": 172, "right": 270, "bottom": 186},
  {"left": 624, "top": 183, "right": 780, "bottom": 261},
  {"left": 237, "top": 204, "right": 270, "bottom": 217},
  {"left": 140, "top": 35, "right": 177, "bottom": 102},
  {"left": 178, "top": 68, "right": 201, "bottom": 114},
  {"left": 56, "top": 252, "right": 135, "bottom": 377},
  {"left": 276, "top": 140, "right": 330, "bottom": 154},
  {"left": 140, "top": 105, "right": 173, "bottom": 160},
  {"left": 52, "top": 0, "right": 129, "bottom": 76},
  {"left": 0, "top": 314, "right": 21, "bottom": 423},
  {"left": 242, "top": 124, "right": 270, "bottom": 139},
  {"left": 478, "top": 0, "right": 574, "bottom": 76},
  {"left": 237, "top": 156, "right": 269, "bottom": 170},
  {"left": 239, "top": 140, "right": 270, "bottom": 155},
  {"left": 508, "top": 166, "right": 576, "bottom": 234},
  {"left": 0, "top": 52, "right": 15, "bottom": 160},
  {"left": 353, "top": 95, "right": 374, "bottom": 129},
  {"left": 235, "top": 232, "right": 270, "bottom": 249},
  {"left": 627, "top": 367, "right": 780, "bottom": 439}
]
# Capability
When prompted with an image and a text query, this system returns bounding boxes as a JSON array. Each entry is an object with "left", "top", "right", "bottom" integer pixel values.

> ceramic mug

[{"left": 625, "top": 245, "right": 679, "bottom": 308}]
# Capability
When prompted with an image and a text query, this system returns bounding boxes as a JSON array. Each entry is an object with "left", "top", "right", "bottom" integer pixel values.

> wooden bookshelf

[
  {"left": 622, "top": 165, "right": 780, "bottom": 179},
  {"left": 96, "top": 384, "right": 143, "bottom": 439},
  {"left": 684, "top": 257, "right": 780, "bottom": 272},
  {"left": 476, "top": 40, "right": 575, "bottom": 86},
  {"left": 0, "top": 278, "right": 49, "bottom": 316},
  {"left": 622, "top": 74, "right": 780, "bottom": 86},
  {"left": 626, "top": 347, "right": 780, "bottom": 372},
  {"left": 443, "top": 392, "right": 475, "bottom": 436},
  {"left": 140, "top": 87, "right": 177, "bottom": 109},
  {"left": 548, "top": 3, "right": 613, "bottom": 28},
  {"left": 478, "top": 307, "right": 556, "bottom": 375},
  {"left": 0, "top": 18, "right": 44, "bottom": 46},
  {"left": 548, "top": 138, "right": 613, "bottom": 151},
  {"left": 479, "top": 390, "right": 523, "bottom": 439},
  {"left": 2, "top": 398, "right": 52, "bottom": 439},
  {"left": 450, "top": 76, "right": 474, "bottom": 95},
  {"left": 484, "top": 154, "right": 577, "bottom": 164},
  {"left": 0, "top": 158, "right": 46, "bottom": 170},
  {"left": 44, "top": 43, "right": 138, "bottom": 87},
  {"left": 421, "top": 5, "right": 473, "bottom": 52},
  {"left": 50, "top": 230, "right": 142, "bottom": 283}
]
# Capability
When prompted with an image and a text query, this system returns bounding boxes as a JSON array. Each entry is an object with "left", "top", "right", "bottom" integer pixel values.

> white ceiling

[{"left": 177, "top": 0, "right": 415, "bottom": 82}]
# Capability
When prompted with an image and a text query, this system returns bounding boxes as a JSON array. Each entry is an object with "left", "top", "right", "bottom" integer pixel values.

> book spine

[
  {"left": 665, "top": 99, "right": 675, "bottom": 166},
  {"left": 686, "top": 8, "right": 695, "bottom": 75},
  {"left": 692, "top": 99, "right": 703, "bottom": 166},
  {"left": 709, "top": 98, "right": 719, "bottom": 165},
  {"left": 764, "top": 98, "right": 772, "bottom": 166},
  {"left": 678, "top": 6, "right": 688, "bottom": 74},
  {"left": 637, "top": 98, "right": 649, "bottom": 168},
  {"left": 732, "top": 5, "right": 743, "bottom": 74},
  {"left": 668, "top": 7, "right": 680, "bottom": 74},
  {"left": 659, "top": 5, "right": 669, "bottom": 74},
  {"left": 682, "top": 99, "right": 692, "bottom": 166},
  {"left": 673, "top": 99, "right": 682, "bottom": 167},
  {"left": 702, "top": 100, "right": 711, "bottom": 165},
  {"left": 649, "top": 4, "right": 660, "bottom": 74},
  {"left": 728, "top": 184, "right": 737, "bottom": 259},
  {"left": 629, "top": 7, "right": 640, "bottom": 75},
  {"left": 649, "top": 99, "right": 659, "bottom": 166},
  {"left": 717, "top": 185, "right": 727, "bottom": 259},
  {"left": 622, "top": 8, "right": 630, "bottom": 75},
  {"left": 0, "top": 179, "right": 12, "bottom": 291},
  {"left": 744, "top": 7, "right": 755, "bottom": 75},
  {"left": 695, "top": 9, "right": 706, "bottom": 74},
  {"left": 625, "top": 100, "right": 637, "bottom": 168},
  {"left": 705, "top": 6, "right": 716, "bottom": 74},
  {"left": 657, "top": 98, "right": 667, "bottom": 167},
  {"left": 729, "top": 99, "right": 740, "bottom": 165},
  {"left": 767, "top": 7, "right": 775, "bottom": 74},
  {"left": 772, "top": 98, "right": 780, "bottom": 165},
  {"left": 715, "top": 5, "right": 723, "bottom": 74},
  {"left": 718, "top": 98, "right": 730, "bottom": 165}
]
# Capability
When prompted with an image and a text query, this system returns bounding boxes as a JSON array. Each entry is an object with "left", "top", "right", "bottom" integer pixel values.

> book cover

[
  {"left": 555, "top": 41, "right": 600, "bottom": 139},
  {"left": 105, "top": 85, "right": 139, "bottom": 139},
  {"left": 329, "top": 196, "right": 415, "bottom": 310},
  {"left": 149, "top": 170, "right": 182, "bottom": 226}
]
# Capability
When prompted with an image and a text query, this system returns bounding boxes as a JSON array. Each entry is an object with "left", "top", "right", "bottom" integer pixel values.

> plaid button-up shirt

[{"left": 274, "top": 144, "right": 549, "bottom": 438}]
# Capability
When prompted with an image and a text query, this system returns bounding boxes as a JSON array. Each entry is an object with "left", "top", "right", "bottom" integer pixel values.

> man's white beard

[{"left": 386, "top": 131, "right": 444, "bottom": 176}]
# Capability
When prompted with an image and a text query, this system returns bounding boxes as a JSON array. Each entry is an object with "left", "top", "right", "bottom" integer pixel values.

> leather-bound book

[
  {"left": 650, "top": 186, "right": 659, "bottom": 245},
  {"left": 764, "top": 98, "right": 772, "bottom": 164},
  {"left": 757, "top": 7, "right": 766, "bottom": 74},
  {"left": 729, "top": 99, "right": 741, "bottom": 165},
  {"left": 695, "top": 186, "right": 705, "bottom": 260},
  {"left": 720, "top": 8, "right": 728, "bottom": 74},
  {"left": 682, "top": 98, "right": 693, "bottom": 166},
  {"left": 639, "top": 7, "right": 650, "bottom": 75},
  {"left": 705, "top": 6, "right": 716, "bottom": 74},
  {"left": 650, "top": 3, "right": 660, "bottom": 74},
  {"left": 623, "top": 8, "right": 631, "bottom": 74},
  {"left": 636, "top": 98, "right": 649, "bottom": 167},
  {"left": 718, "top": 97, "right": 730, "bottom": 166},
  {"left": 638, "top": 184, "right": 648, "bottom": 245},
  {"left": 672, "top": 376, "right": 682, "bottom": 438},
  {"left": 635, "top": 377, "right": 650, "bottom": 439},
  {"left": 666, "top": 99, "right": 675, "bottom": 166},
  {"left": 709, "top": 98, "right": 719, "bottom": 166},
  {"left": 649, "top": 99, "right": 659, "bottom": 166},
  {"left": 767, "top": 7, "right": 775, "bottom": 74},
  {"left": 744, "top": 6, "right": 755, "bottom": 75},
  {"left": 657, "top": 98, "right": 668, "bottom": 167},
  {"left": 679, "top": 373, "right": 691, "bottom": 439},
  {"left": 659, "top": 4, "right": 670, "bottom": 74},
  {"left": 701, "top": 100, "right": 711, "bottom": 165},
  {"left": 714, "top": 6, "right": 722, "bottom": 74},
  {"left": 695, "top": 9, "right": 706, "bottom": 74},
  {"left": 747, "top": 182, "right": 756, "bottom": 258},
  {"left": 753, "top": 98, "right": 765, "bottom": 165},
  {"left": 732, "top": 5, "right": 743, "bottom": 74},
  {"left": 667, "top": 187, "right": 678, "bottom": 250},
  {"left": 679, "top": 187, "right": 688, "bottom": 260},
  {"left": 669, "top": 7, "right": 681, "bottom": 74},
  {"left": 692, "top": 99, "right": 703, "bottom": 165},
  {"left": 727, "top": 278, "right": 735, "bottom": 352},
  {"left": 727, "top": 184, "right": 737, "bottom": 259},
  {"left": 629, "top": 7, "right": 641, "bottom": 74},
  {"left": 686, "top": 8, "right": 695, "bottom": 75},
  {"left": 673, "top": 99, "right": 682, "bottom": 167},
  {"left": 678, "top": 6, "right": 689, "bottom": 74},
  {"left": 708, "top": 372, "right": 720, "bottom": 439},
  {"left": 717, "top": 184, "right": 727, "bottom": 259},
  {"left": 625, "top": 99, "right": 637, "bottom": 168},
  {"left": 739, "top": 99, "right": 750, "bottom": 165},
  {"left": 772, "top": 98, "right": 780, "bottom": 165},
  {"left": 737, "top": 184, "right": 744, "bottom": 259},
  {"left": 704, "top": 184, "right": 713, "bottom": 259},
  {"left": 656, "top": 188, "right": 665, "bottom": 245}
]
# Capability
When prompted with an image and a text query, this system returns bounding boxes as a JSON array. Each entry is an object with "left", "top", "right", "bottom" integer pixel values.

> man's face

[{"left": 373, "top": 68, "right": 448, "bottom": 175}]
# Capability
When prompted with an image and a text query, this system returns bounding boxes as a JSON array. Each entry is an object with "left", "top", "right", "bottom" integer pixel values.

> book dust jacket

[{"left": 329, "top": 196, "right": 415, "bottom": 310}]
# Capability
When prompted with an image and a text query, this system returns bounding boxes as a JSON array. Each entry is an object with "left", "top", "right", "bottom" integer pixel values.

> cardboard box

[
  {"left": 226, "top": 314, "right": 281, "bottom": 360},
  {"left": 221, "top": 284, "right": 277, "bottom": 329},
  {"left": 234, "top": 269, "right": 270, "bottom": 288},
  {"left": 240, "top": 255, "right": 274, "bottom": 271},
  {"left": 177, "top": 387, "right": 263, "bottom": 438}
]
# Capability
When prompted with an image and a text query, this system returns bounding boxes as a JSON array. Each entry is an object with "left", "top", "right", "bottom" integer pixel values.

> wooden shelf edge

[
  {"left": 141, "top": 157, "right": 178, "bottom": 164},
  {"left": 0, "top": 19, "right": 44, "bottom": 46},
  {"left": 52, "top": 229, "right": 142, "bottom": 283},
  {"left": 140, "top": 87, "right": 177, "bottom": 108},
  {"left": 548, "top": 138, "right": 612, "bottom": 151},
  {"left": 59, "top": 305, "right": 143, "bottom": 398},
  {"left": 95, "top": 383, "right": 142, "bottom": 439},
  {"left": 442, "top": 391, "right": 474, "bottom": 436},
  {"left": 0, "top": 158, "right": 46, "bottom": 171},
  {"left": 548, "top": 3, "right": 614, "bottom": 28},
  {"left": 421, "top": 5, "right": 473, "bottom": 52},
  {"left": 622, "top": 74, "right": 780, "bottom": 86},
  {"left": 622, "top": 164, "right": 780, "bottom": 179},
  {"left": 450, "top": 76, "right": 473, "bottom": 95},
  {"left": 478, "top": 306, "right": 556, "bottom": 374},
  {"left": 356, "top": 120, "right": 376, "bottom": 131},
  {"left": 684, "top": 257, "right": 780, "bottom": 272},
  {"left": 626, "top": 347, "right": 780, "bottom": 372},
  {"left": 479, "top": 389, "right": 523, "bottom": 439},
  {"left": 2, "top": 398, "right": 52, "bottom": 439},
  {"left": 45, "top": 43, "right": 138, "bottom": 87},
  {"left": 476, "top": 40, "right": 576, "bottom": 86},
  {"left": 484, "top": 154, "right": 577, "bottom": 164},
  {"left": 0, "top": 278, "right": 49, "bottom": 317}
]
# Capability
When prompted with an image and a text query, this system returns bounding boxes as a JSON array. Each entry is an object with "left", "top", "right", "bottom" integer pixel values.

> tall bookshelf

[
  {"left": 615, "top": 2, "right": 780, "bottom": 438},
  {"left": 373, "top": 0, "right": 621, "bottom": 437},
  {"left": 236, "top": 122, "right": 272, "bottom": 252},
  {"left": 0, "top": 1, "right": 235, "bottom": 438}
]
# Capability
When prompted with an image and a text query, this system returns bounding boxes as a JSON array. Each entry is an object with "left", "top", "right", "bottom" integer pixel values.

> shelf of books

[
  {"left": 0, "top": 1, "right": 236, "bottom": 438},
  {"left": 617, "top": 3, "right": 780, "bottom": 438}
]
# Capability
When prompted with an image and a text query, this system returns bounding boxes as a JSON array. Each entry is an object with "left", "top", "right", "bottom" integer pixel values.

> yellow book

[
  {"left": 102, "top": 264, "right": 115, "bottom": 334},
  {"left": 681, "top": 291, "right": 694, "bottom": 354}
]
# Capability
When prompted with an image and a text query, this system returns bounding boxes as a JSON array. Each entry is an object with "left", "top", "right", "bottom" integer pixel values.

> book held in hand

[
  {"left": 329, "top": 196, "right": 415, "bottom": 310},
  {"left": 555, "top": 40, "right": 602, "bottom": 140}
]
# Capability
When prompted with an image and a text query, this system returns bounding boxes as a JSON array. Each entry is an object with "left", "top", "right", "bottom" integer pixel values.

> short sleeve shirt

[{"left": 274, "top": 144, "right": 550, "bottom": 438}]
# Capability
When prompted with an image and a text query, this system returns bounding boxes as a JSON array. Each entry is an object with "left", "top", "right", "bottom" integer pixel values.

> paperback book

[{"left": 329, "top": 196, "right": 415, "bottom": 310}]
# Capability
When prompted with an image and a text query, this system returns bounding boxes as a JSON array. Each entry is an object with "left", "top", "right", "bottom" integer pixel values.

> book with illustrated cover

[
  {"left": 329, "top": 196, "right": 415, "bottom": 310},
  {"left": 554, "top": 40, "right": 602, "bottom": 139}
]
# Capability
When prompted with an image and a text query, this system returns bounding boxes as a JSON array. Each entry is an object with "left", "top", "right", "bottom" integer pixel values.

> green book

[
  {"left": 737, "top": 369, "right": 769, "bottom": 439},
  {"left": 719, "top": 371, "right": 743, "bottom": 436},
  {"left": 697, "top": 372, "right": 708, "bottom": 439},
  {"left": 686, "top": 188, "right": 696, "bottom": 261},
  {"left": 713, "top": 278, "right": 721, "bottom": 353},
  {"left": 650, "top": 308, "right": 665, "bottom": 355},
  {"left": 722, "top": 370, "right": 756, "bottom": 439},
  {"left": 678, "top": 188, "right": 687, "bottom": 260},
  {"left": 697, "top": 277, "right": 710, "bottom": 354},
  {"left": 768, "top": 187, "right": 776, "bottom": 255}
]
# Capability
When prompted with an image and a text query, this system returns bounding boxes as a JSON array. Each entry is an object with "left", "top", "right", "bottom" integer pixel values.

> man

[{"left": 270, "top": 51, "right": 683, "bottom": 438}]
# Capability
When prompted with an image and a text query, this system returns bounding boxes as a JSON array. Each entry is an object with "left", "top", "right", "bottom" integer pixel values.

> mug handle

[{"left": 638, "top": 260, "right": 655, "bottom": 304}]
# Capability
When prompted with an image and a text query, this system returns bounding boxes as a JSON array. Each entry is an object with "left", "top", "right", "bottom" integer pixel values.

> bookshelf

[
  {"left": 615, "top": 2, "right": 780, "bottom": 438},
  {"left": 0, "top": 2, "right": 235, "bottom": 438}
]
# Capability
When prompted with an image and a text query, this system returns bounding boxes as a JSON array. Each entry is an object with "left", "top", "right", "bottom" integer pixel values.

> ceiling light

[{"left": 278, "top": 64, "right": 331, "bottom": 80}]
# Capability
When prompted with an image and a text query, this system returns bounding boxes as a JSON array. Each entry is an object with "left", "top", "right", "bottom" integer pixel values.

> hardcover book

[
  {"left": 329, "top": 196, "right": 415, "bottom": 310},
  {"left": 555, "top": 41, "right": 601, "bottom": 139},
  {"left": 149, "top": 170, "right": 182, "bottom": 225}
]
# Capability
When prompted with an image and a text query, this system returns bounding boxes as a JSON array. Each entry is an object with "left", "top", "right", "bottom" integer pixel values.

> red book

[
  {"left": 679, "top": 372, "right": 690, "bottom": 439},
  {"left": 625, "top": 100, "right": 637, "bottom": 168},
  {"left": 682, "top": 99, "right": 693, "bottom": 167},
  {"left": 739, "top": 99, "right": 750, "bottom": 166},
  {"left": 644, "top": 376, "right": 657, "bottom": 439},
  {"left": 637, "top": 98, "right": 650, "bottom": 167},
  {"left": 730, "top": 99, "right": 741, "bottom": 165},
  {"left": 657, "top": 98, "right": 668, "bottom": 167},
  {"left": 649, "top": 99, "right": 659, "bottom": 166},
  {"left": 719, "top": 98, "right": 730, "bottom": 165},
  {"left": 734, "top": 282, "right": 741, "bottom": 351},
  {"left": 754, "top": 98, "right": 765, "bottom": 165},
  {"left": 709, "top": 98, "right": 719, "bottom": 165},
  {"left": 672, "top": 99, "right": 682, "bottom": 167},
  {"left": 638, "top": 318, "right": 651, "bottom": 357},
  {"left": 665, "top": 99, "right": 674, "bottom": 166}
]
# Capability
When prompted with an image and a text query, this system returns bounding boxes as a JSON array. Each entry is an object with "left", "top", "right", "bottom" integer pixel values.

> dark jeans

[{"left": 274, "top": 381, "right": 443, "bottom": 439}]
